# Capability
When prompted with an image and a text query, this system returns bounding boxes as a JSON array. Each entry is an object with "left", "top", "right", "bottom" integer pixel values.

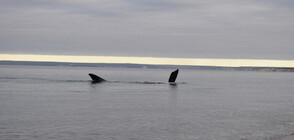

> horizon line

[{"left": 1, "top": 54, "right": 294, "bottom": 68}]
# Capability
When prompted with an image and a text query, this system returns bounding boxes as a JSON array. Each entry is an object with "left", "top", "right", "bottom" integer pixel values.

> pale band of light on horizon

[{"left": 1, "top": 54, "right": 294, "bottom": 68}]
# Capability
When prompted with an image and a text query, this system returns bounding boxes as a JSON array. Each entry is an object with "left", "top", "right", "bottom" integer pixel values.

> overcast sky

[{"left": 1, "top": 0, "right": 294, "bottom": 60}]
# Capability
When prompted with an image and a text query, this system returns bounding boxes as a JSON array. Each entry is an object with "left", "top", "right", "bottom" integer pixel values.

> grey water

[{"left": 0, "top": 65, "right": 294, "bottom": 140}]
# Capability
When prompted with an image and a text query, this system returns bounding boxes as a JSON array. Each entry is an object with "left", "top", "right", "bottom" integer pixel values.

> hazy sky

[{"left": 1, "top": 0, "right": 294, "bottom": 60}]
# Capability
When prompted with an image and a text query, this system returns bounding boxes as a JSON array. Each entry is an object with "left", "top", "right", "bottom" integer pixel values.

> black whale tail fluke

[
  {"left": 168, "top": 69, "right": 179, "bottom": 83},
  {"left": 89, "top": 73, "right": 106, "bottom": 83}
]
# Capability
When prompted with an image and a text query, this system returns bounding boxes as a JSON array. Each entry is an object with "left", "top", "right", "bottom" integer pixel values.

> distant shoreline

[{"left": 1, "top": 60, "right": 294, "bottom": 72}]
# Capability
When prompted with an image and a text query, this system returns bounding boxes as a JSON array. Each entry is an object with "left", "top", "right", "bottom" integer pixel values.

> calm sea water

[{"left": 0, "top": 65, "right": 294, "bottom": 140}]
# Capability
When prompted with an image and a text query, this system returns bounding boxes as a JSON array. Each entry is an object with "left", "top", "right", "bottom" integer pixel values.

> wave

[
  {"left": 0, "top": 77, "right": 186, "bottom": 85},
  {"left": 0, "top": 77, "right": 90, "bottom": 83},
  {"left": 111, "top": 81, "right": 186, "bottom": 85}
]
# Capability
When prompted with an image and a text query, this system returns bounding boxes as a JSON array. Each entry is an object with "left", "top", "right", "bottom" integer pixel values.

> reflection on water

[{"left": 169, "top": 84, "right": 178, "bottom": 140}]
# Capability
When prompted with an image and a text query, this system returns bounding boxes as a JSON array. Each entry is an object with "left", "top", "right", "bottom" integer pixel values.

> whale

[
  {"left": 88, "top": 73, "right": 106, "bottom": 83},
  {"left": 89, "top": 69, "right": 179, "bottom": 84},
  {"left": 168, "top": 69, "right": 178, "bottom": 83}
]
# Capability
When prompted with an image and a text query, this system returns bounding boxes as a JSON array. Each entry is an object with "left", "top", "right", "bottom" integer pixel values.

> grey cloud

[
  {"left": 122, "top": 0, "right": 187, "bottom": 12},
  {"left": 0, "top": 0, "right": 123, "bottom": 17},
  {"left": 0, "top": 0, "right": 294, "bottom": 59},
  {"left": 261, "top": 0, "right": 294, "bottom": 8}
]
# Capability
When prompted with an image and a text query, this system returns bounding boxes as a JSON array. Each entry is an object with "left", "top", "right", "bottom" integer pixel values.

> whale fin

[
  {"left": 168, "top": 69, "right": 179, "bottom": 83},
  {"left": 89, "top": 73, "right": 106, "bottom": 83}
]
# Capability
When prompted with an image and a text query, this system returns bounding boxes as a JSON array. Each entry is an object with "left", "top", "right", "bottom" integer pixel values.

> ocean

[{"left": 0, "top": 65, "right": 294, "bottom": 140}]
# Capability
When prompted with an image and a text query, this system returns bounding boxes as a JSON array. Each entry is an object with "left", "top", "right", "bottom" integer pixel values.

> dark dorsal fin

[
  {"left": 89, "top": 73, "right": 106, "bottom": 83},
  {"left": 168, "top": 69, "right": 179, "bottom": 82}
]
